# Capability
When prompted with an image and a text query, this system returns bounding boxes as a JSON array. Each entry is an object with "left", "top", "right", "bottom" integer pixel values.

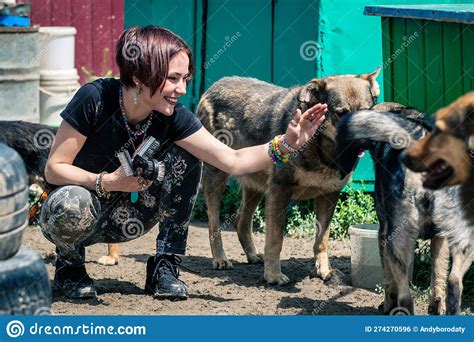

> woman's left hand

[{"left": 284, "top": 103, "right": 327, "bottom": 150}]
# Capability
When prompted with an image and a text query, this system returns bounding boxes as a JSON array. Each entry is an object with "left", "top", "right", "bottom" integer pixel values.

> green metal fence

[{"left": 365, "top": 4, "right": 473, "bottom": 114}]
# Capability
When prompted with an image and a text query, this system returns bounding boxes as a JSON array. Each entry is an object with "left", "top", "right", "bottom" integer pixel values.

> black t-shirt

[{"left": 59, "top": 78, "right": 202, "bottom": 175}]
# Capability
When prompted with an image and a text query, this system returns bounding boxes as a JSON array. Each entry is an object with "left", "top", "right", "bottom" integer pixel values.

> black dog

[
  {"left": 335, "top": 103, "right": 459, "bottom": 315},
  {"left": 0, "top": 121, "right": 57, "bottom": 187}
]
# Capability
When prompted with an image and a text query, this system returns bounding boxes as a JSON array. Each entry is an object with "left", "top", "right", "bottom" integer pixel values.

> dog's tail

[{"left": 336, "top": 110, "right": 419, "bottom": 179}]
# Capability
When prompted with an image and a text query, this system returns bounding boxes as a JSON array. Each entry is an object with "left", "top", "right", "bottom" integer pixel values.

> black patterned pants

[{"left": 39, "top": 145, "right": 202, "bottom": 267}]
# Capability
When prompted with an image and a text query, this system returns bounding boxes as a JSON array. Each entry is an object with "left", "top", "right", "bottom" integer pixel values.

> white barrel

[
  {"left": 38, "top": 26, "right": 77, "bottom": 70},
  {"left": 39, "top": 69, "right": 79, "bottom": 126}
]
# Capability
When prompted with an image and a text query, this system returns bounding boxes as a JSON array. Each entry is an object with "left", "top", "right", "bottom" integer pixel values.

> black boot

[
  {"left": 54, "top": 259, "right": 97, "bottom": 299},
  {"left": 145, "top": 254, "right": 188, "bottom": 300}
]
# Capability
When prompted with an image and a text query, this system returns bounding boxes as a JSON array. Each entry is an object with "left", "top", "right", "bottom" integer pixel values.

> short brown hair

[{"left": 115, "top": 26, "right": 194, "bottom": 95}]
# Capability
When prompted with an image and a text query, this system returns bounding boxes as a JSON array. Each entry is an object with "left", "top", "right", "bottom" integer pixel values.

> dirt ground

[{"left": 23, "top": 223, "right": 439, "bottom": 315}]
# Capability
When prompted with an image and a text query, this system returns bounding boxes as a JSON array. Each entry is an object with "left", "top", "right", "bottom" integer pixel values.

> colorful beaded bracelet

[{"left": 268, "top": 135, "right": 290, "bottom": 167}]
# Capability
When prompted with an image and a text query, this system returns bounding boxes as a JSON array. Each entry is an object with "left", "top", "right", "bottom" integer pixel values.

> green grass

[{"left": 191, "top": 179, "right": 378, "bottom": 239}]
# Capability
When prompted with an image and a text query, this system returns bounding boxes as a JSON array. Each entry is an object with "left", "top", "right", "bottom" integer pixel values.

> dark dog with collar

[
  {"left": 336, "top": 102, "right": 471, "bottom": 315},
  {"left": 0, "top": 120, "right": 120, "bottom": 266}
]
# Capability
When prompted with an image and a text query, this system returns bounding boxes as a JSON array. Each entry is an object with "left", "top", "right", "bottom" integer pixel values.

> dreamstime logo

[
  {"left": 389, "top": 307, "right": 411, "bottom": 315},
  {"left": 389, "top": 132, "right": 411, "bottom": 149},
  {"left": 121, "top": 218, "right": 144, "bottom": 239},
  {"left": 6, "top": 320, "right": 25, "bottom": 338},
  {"left": 33, "top": 129, "right": 55, "bottom": 150},
  {"left": 122, "top": 41, "right": 142, "bottom": 62},
  {"left": 204, "top": 32, "right": 241, "bottom": 69},
  {"left": 380, "top": 226, "right": 402, "bottom": 247},
  {"left": 34, "top": 307, "right": 53, "bottom": 315},
  {"left": 213, "top": 129, "right": 234, "bottom": 147},
  {"left": 312, "top": 300, "right": 328, "bottom": 314},
  {"left": 210, "top": 212, "right": 237, "bottom": 242},
  {"left": 299, "top": 40, "right": 320, "bottom": 61},
  {"left": 382, "top": 32, "right": 419, "bottom": 70}
]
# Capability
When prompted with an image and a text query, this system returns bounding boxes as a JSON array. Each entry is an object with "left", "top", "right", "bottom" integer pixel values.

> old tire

[
  {"left": 0, "top": 203, "right": 28, "bottom": 235},
  {"left": 0, "top": 144, "right": 28, "bottom": 198},
  {"left": 0, "top": 246, "right": 52, "bottom": 315},
  {"left": 0, "top": 221, "right": 27, "bottom": 260},
  {"left": 0, "top": 187, "right": 28, "bottom": 217}
]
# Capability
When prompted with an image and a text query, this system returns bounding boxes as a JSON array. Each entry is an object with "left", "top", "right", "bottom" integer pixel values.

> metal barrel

[{"left": 0, "top": 27, "right": 40, "bottom": 122}]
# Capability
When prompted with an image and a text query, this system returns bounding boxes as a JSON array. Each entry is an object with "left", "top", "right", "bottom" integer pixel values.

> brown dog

[
  {"left": 402, "top": 92, "right": 474, "bottom": 314},
  {"left": 197, "top": 69, "right": 380, "bottom": 285},
  {"left": 403, "top": 91, "right": 474, "bottom": 189}
]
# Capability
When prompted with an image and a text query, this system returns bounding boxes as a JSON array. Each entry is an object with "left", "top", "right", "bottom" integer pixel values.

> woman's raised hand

[{"left": 284, "top": 103, "right": 327, "bottom": 150}]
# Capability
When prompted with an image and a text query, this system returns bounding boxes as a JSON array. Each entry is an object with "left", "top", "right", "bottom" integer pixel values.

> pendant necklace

[{"left": 118, "top": 85, "right": 154, "bottom": 204}]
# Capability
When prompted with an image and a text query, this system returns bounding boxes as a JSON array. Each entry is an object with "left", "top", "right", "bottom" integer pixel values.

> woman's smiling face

[{"left": 142, "top": 51, "right": 191, "bottom": 116}]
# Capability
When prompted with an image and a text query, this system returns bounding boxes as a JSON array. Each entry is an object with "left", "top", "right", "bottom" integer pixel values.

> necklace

[
  {"left": 119, "top": 85, "right": 153, "bottom": 204},
  {"left": 119, "top": 86, "right": 153, "bottom": 143}
]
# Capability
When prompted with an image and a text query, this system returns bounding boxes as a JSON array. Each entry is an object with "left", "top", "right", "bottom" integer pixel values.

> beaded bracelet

[
  {"left": 268, "top": 135, "right": 289, "bottom": 167},
  {"left": 95, "top": 171, "right": 111, "bottom": 199},
  {"left": 279, "top": 135, "right": 297, "bottom": 153}
]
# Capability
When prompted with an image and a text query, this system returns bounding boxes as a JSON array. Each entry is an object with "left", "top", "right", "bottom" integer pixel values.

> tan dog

[
  {"left": 403, "top": 91, "right": 474, "bottom": 189},
  {"left": 197, "top": 69, "right": 380, "bottom": 285},
  {"left": 403, "top": 92, "right": 474, "bottom": 314},
  {"left": 97, "top": 244, "right": 120, "bottom": 265}
]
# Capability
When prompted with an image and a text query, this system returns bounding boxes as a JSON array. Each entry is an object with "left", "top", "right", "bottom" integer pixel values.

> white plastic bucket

[
  {"left": 39, "top": 69, "right": 79, "bottom": 126},
  {"left": 349, "top": 224, "right": 414, "bottom": 289},
  {"left": 38, "top": 26, "right": 77, "bottom": 70},
  {"left": 349, "top": 224, "right": 383, "bottom": 289}
]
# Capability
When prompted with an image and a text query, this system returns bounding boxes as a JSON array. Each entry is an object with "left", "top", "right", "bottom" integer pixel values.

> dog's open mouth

[{"left": 421, "top": 159, "right": 454, "bottom": 189}]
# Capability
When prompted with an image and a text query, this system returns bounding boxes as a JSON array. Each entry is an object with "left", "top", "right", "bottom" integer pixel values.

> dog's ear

[
  {"left": 359, "top": 67, "right": 381, "bottom": 99},
  {"left": 297, "top": 79, "right": 326, "bottom": 103},
  {"left": 359, "top": 67, "right": 381, "bottom": 82}
]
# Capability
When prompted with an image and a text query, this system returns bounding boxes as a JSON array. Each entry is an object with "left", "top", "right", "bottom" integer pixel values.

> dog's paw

[
  {"left": 323, "top": 268, "right": 346, "bottom": 285},
  {"left": 315, "top": 261, "right": 332, "bottom": 281},
  {"left": 247, "top": 253, "right": 264, "bottom": 264},
  {"left": 264, "top": 272, "right": 290, "bottom": 286},
  {"left": 428, "top": 296, "right": 445, "bottom": 315},
  {"left": 212, "top": 258, "right": 234, "bottom": 270},
  {"left": 316, "top": 267, "right": 332, "bottom": 281},
  {"left": 97, "top": 255, "right": 119, "bottom": 266}
]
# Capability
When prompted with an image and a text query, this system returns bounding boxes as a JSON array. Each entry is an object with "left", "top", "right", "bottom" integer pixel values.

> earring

[{"left": 133, "top": 85, "right": 142, "bottom": 105}]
